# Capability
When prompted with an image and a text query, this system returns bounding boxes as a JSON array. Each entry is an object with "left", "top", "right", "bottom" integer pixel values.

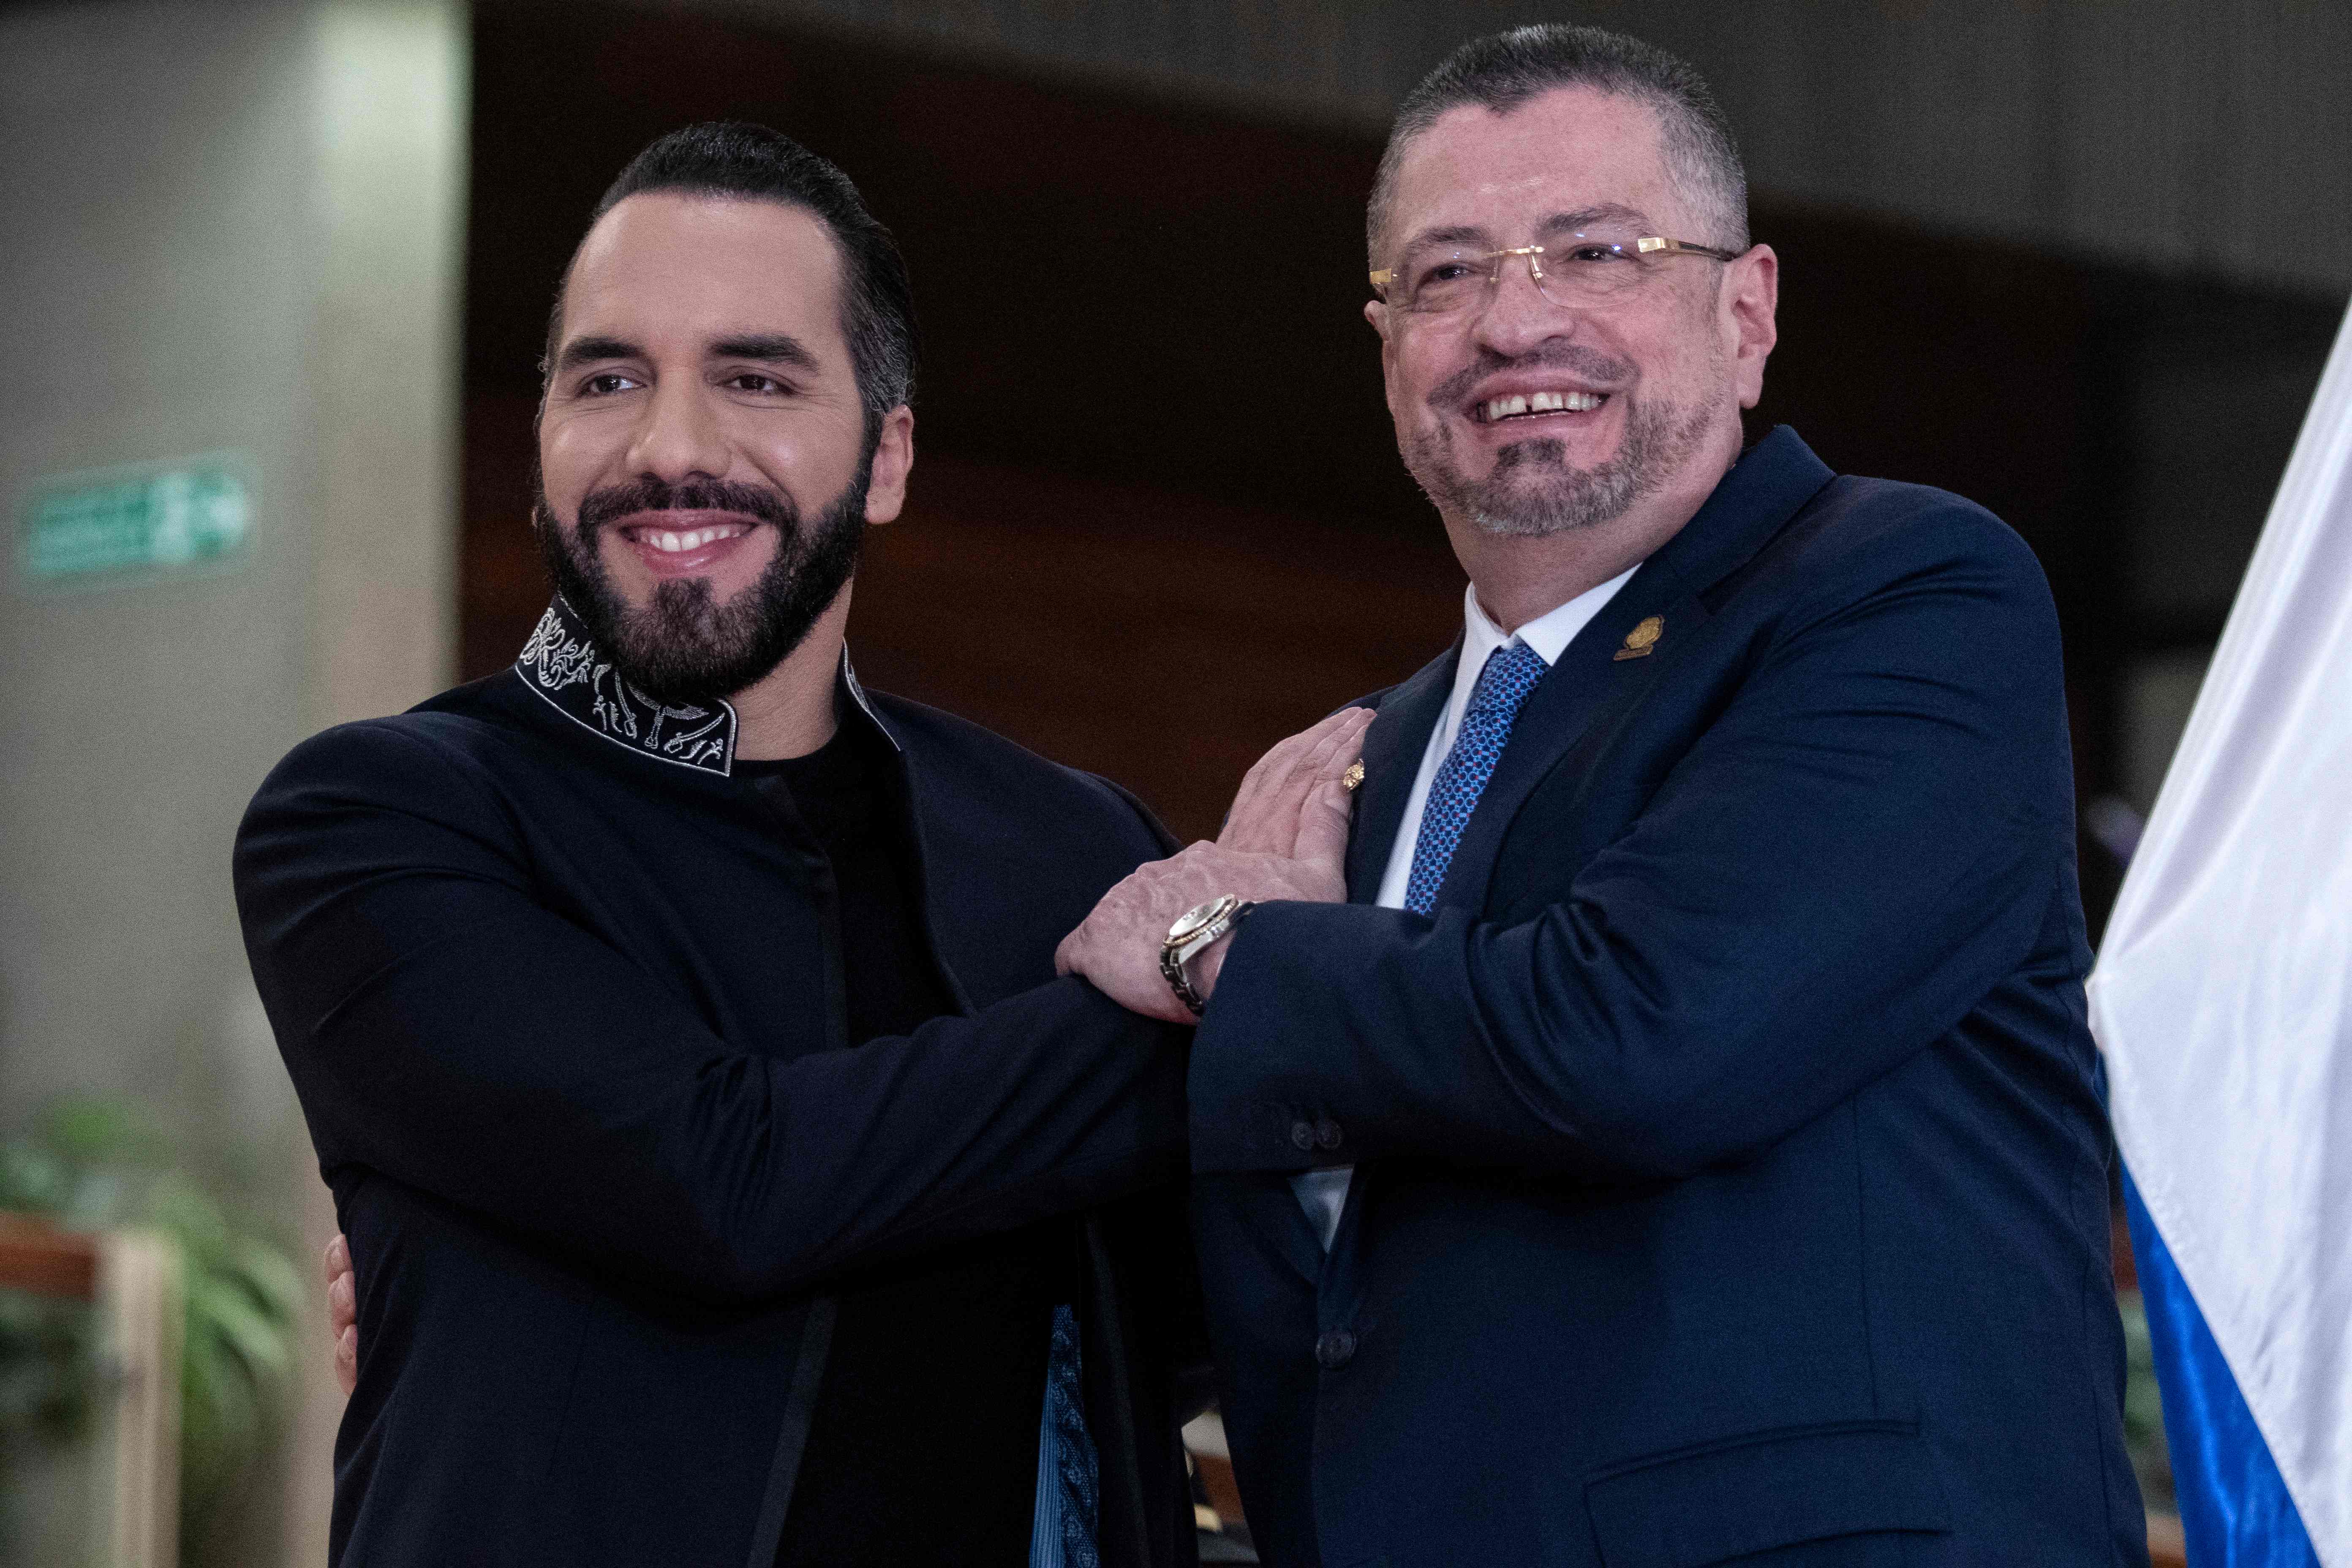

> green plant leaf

[{"left": 0, "top": 1097, "right": 305, "bottom": 1547}]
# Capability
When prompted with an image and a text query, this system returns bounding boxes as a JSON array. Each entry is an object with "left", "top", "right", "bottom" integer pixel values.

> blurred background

[{"left": 3, "top": 0, "right": 2347, "bottom": 1562}]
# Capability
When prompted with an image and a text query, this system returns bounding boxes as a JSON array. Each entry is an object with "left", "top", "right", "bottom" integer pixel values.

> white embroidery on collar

[{"left": 514, "top": 602, "right": 738, "bottom": 776}]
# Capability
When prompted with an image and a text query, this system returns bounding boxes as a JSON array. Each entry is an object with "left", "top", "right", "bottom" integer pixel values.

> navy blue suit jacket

[{"left": 1188, "top": 430, "right": 2148, "bottom": 1568}]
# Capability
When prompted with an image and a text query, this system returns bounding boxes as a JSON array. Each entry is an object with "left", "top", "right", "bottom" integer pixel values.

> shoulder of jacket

[
  {"left": 1799, "top": 475, "right": 2038, "bottom": 572},
  {"left": 259, "top": 679, "right": 527, "bottom": 806},
  {"left": 1726, "top": 476, "right": 2059, "bottom": 675},
  {"left": 863, "top": 690, "right": 1160, "bottom": 837},
  {"left": 1727, "top": 476, "right": 2050, "bottom": 623}
]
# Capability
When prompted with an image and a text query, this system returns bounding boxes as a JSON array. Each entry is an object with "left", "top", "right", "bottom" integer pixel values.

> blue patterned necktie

[
  {"left": 1029, "top": 1304, "right": 1099, "bottom": 1568},
  {"left": 1404, "top": 640, "right": 1551, "bottom": 914}
]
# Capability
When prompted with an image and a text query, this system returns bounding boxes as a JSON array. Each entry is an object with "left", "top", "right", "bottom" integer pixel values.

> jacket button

[
  {"left": 1290, "top": 1120, "right": 1316, "bottom": 1152},
  {"left": 1314, "top": 1118, "right": 1342, "bottom": 1151},
  {"left": 1315, "top": 1328, "right": 1357, "bottom": 1369}
]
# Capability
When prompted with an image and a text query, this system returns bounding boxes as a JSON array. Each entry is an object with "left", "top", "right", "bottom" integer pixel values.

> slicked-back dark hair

[
  {"left": 1369, "top": 24, "right": 1748, "bottom": 264},
  {"left": 543, "top": 122, "right": 918, "bottom": 446}
]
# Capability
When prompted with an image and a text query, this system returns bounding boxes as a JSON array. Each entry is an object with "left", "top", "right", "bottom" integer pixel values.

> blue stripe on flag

[{"left": 2122, "top": 1168, "right": 2321, "bottom": 1568}]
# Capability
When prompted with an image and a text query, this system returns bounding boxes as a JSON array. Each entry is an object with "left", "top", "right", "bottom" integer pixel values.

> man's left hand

[{"left": 1057, "top": 707, "right": 1370, "bottom": 1021}]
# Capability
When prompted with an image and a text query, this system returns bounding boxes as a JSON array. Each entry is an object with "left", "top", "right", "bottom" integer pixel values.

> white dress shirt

[{"left": 1291, "top": 566, "right": 1639, "bottom": 1249}]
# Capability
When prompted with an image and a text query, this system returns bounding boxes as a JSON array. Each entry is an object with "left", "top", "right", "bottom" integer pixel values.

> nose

[
  {"left": 1471, "top": 250, "right": 1579, "bottom": 360},
  {"left": 624, "top": 375, "right": 730, "bottom": 486}
]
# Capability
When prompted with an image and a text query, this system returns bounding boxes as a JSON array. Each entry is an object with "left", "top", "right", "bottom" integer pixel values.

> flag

[{"left": 2090, "top": 297, "right": 2352, "bottom": 1568}]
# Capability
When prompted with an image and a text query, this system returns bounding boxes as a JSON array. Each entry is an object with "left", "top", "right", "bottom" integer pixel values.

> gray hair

[{"left": 1369, "top": 24, "right": 1749, "bottom": 265}]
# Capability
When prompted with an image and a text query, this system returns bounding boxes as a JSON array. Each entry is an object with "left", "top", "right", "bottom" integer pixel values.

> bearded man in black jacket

[{"left": 236, "top": 124, "right": 1354, "bottom": 1568}]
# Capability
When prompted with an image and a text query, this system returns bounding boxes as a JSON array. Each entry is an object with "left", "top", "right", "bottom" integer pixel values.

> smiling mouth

[
  {"left": 1473, "top": 389, "right": 1609, "bottom": 424},
  {"left": 621, "top": 520, "right": 754, "bottom": 554}
]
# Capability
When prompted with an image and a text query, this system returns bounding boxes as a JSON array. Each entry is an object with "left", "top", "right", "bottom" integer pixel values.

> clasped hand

[
  {"left": 1054, "top": 706, "right": 1372, "bottom": 1022},
  {"left": 321, "top": 707, "right": 1377, "bottom": 1394}
]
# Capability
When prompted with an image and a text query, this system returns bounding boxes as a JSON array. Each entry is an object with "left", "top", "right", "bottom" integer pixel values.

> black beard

[{"left": 534, "top": 469, "right": 868, "bottom": 705}]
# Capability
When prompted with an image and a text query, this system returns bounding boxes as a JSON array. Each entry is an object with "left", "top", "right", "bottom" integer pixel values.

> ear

[
  {"left": 863, "top": 405, "right": 916, "bottom": 525},
  {"left": 1723, "top": 244, "right": 1778, "bottom": 410}
]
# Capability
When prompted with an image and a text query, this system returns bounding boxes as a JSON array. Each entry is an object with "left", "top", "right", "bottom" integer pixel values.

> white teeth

[
  {"left": 1483, "top": 389, "right": 1605, "bottom": 421},
  {"left": 640, "top": 525, "right": 746, "bottom": 553}
]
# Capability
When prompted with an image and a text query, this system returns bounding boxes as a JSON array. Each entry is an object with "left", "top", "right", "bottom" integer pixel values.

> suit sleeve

[
  {"left": 235, "top": 725, "right": 1191, "bottom": 1307},
  {"left": 1083, "top": 773, "right": 1217, "bottom": 1397},
  {"left": 1188, "top": 506, "right": 2069, "bottom": 1182}
]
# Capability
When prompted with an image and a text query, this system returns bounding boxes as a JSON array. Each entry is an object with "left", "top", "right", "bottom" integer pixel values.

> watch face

[{"left": 1169, "top": 895, "right": 1232, "bottom": 944}]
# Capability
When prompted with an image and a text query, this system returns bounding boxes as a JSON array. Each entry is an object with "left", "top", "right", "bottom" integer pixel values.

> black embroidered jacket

[{"left": 234, "top": 598, "right": 1207, "bottom": 1568}]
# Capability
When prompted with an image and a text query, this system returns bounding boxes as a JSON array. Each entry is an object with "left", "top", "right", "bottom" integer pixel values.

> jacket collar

[
  {"left": 1349, "top": 427, "right": 1838, "bottom": 912},
  {"left": 839, "top": 650, "right": 900, "bottom": 753},
  {"left": 1432, "top": 426, "right": 1837, "bottom": 914},
  {"left": 1630, "top": 424, "right": 1839, "bottom": 603},
  {"left": 514, "top": 597, "right": 899, "bottom": 781},
  {"left": 516, "top": 599, "right": 740, "bottom": 776},
  {"left": 1345, "top": 637, "right": 1459, "bottom": 901}
]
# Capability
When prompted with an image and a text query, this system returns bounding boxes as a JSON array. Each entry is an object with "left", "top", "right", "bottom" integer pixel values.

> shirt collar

[
  {"left": 1457, "top": 561, "right": 1639, "bottom": 681},
  {"left": 1435, "top": 566, "right": 1636, "bottom": 754},
  {"left": 514, "top": 598, "right": 740, "bottom": 777}
]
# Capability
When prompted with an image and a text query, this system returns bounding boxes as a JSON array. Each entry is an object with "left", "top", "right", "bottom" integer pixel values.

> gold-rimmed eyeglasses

[{"left": 1370, "top": 232, "right": 1741, "bottom": 316}]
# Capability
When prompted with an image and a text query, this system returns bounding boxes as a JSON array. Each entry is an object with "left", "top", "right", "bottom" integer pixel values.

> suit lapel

[
  {"left": 1432, "top": 427, "right": 1840, "bottom": 917},
  {"left": 1209, "top": 1172, "right": 1327, "bottom": 1286},
  {"left": 1435, "top": 575, "right": 1707, "bottom": 915},
  {"left": 1345, "top": 639, "right": 1460, "bottom": 903}
]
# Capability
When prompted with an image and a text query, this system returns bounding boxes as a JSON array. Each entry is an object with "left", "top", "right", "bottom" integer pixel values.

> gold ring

[{"left": 1341, "top": 761, "right": 1366, "bottom": 792}]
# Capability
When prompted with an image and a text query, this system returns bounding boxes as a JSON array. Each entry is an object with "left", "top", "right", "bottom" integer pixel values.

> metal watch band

[
  {"left": 1159, "top": 941, "right": 1210, "bottom": 1016},
  {"left": 1160, "top": 897, "right": 1256, "bottom": 1016}
]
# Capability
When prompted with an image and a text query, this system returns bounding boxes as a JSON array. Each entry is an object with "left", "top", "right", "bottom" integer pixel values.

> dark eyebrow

[
  {"left": 553, "top": 332, "right": 822, "bottom": 375},
  {"left": 554, "top": 335, "right": 642, "bottom": 373},
  {"left": 708, "top": 333, "right": 819, "bottom": 372}
]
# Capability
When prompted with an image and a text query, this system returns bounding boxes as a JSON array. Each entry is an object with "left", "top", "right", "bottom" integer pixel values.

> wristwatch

[{"left": 1160, "top": 894, "right": 1256, "bottom": 1017}]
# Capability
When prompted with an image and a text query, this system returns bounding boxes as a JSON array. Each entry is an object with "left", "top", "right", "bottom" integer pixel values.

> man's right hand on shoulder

[
  {"left": 326, "top": 1233, "right": 357, "bottom": 1396},
  {"left": 1056, "top": 707, "right": 1367, "bottom": 1019}
]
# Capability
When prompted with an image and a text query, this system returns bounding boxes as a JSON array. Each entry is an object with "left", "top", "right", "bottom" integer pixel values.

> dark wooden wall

[{"left": 462, "top": 4, "right": 2334, "bottom": 885}]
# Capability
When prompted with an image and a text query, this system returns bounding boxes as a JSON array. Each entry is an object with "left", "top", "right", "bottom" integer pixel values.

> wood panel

[
  {"left": 0, "top": 1214, "right": 97, "bottom": 1300},
  {"left": 851, "top": 454, "right": 1463, "bottom": 838},
  {"left": 573, "top": 0, "right": 2352, "bottom": 299}
]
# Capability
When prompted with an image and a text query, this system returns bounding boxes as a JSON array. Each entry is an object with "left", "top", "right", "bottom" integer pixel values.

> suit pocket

[{"left": 1584, "top": 1421, "right": 1951, "bottom": 1568}]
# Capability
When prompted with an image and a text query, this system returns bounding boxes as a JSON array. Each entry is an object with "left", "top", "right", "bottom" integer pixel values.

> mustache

[
  {"left": 574, "top": 476, "right": 797, "bottom": 535},
  {"left": 1426, "top": 341, "right": 1637, "bottom": 412}
]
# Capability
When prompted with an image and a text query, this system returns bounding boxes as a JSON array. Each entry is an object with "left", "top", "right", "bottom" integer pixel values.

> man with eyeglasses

[{"left": 1060, "top": 24, "right": 2146, "bottom": 1566}]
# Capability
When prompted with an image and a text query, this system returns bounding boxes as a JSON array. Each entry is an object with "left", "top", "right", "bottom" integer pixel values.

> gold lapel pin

[
  {"left": 1341, "top": 761, "right": 1367, "bottom": 792},
  {"left": 1613, "top": 616, "right": 1664, "bottom": 662}
]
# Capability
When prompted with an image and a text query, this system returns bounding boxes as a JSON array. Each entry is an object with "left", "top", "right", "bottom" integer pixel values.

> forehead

[
  {"left": 1386, "top": 85, "right": 1683, "bottom": 247},
  {"left": 560, "top": 191, "right": 847, "bottom": 352}
]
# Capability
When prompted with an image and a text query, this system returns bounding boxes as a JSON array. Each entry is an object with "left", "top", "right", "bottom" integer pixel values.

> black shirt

[{"left": 743, "top": 724, "right": 1069, "bottom": 1565}]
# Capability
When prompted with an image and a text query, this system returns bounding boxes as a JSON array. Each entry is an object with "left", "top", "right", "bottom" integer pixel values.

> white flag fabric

[{"left": 2091, "top": 297, "right": 2352, "bottom": 1566}]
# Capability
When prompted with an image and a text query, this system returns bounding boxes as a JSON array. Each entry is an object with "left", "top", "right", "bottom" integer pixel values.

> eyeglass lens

[{"left": 1392, "top": 231, "right": 1667, "bottom": 314}]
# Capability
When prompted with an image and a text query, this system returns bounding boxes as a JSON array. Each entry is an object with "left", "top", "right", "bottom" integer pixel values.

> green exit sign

[{"left": 18, "top": 454, "right": 254, "bottom": 588}]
